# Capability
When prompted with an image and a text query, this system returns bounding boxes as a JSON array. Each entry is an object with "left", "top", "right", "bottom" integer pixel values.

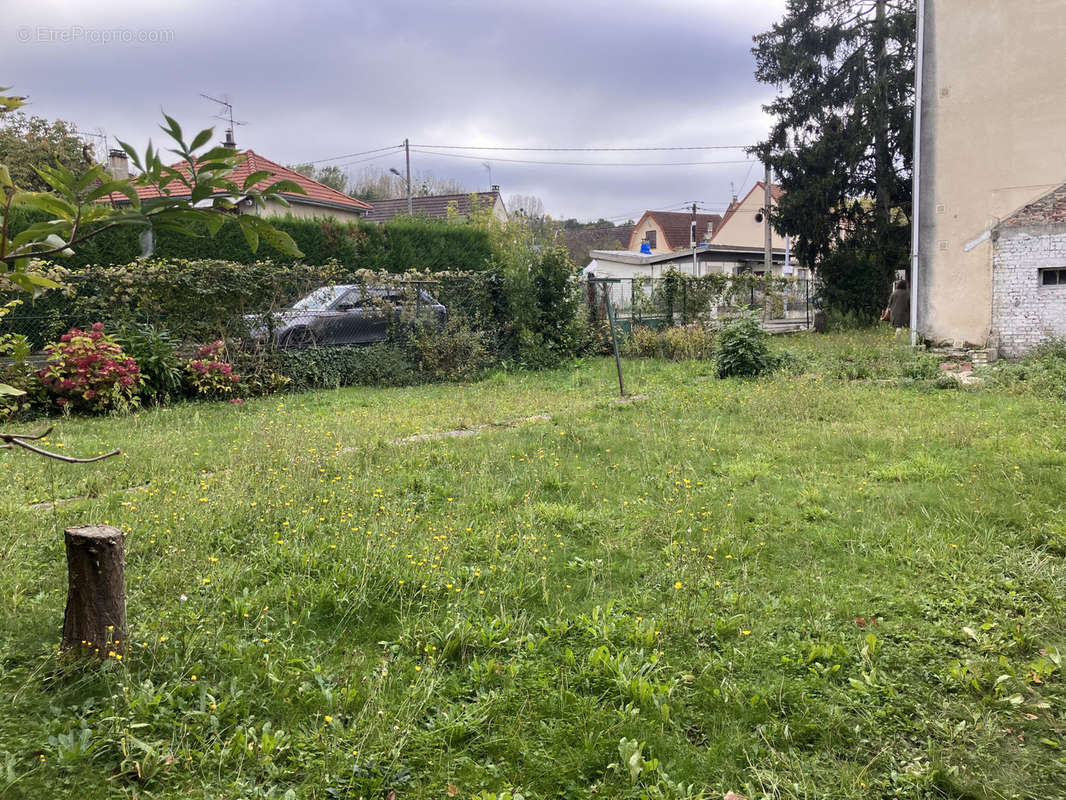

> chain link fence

[
  {"left": 582, "top": 275, "right": 812, "bottom": 333},
  {"left": 1, "top": 271, "right": 509, "bottom": 353}
]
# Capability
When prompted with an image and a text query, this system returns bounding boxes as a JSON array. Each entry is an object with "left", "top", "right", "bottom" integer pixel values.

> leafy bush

[
  {"left": 0, "top": 299, "right": 35, "bottom": 419},
  {"left": 715, "top": 314, "right": 771, "bottom": 378},
  {"left": 116, "top": 323, "right": 183, "bottom": 401},
  {"left": 624, "top": 324, "right": 715, "bottom": 360},
  {"left": 814, "top": 224, "right": 906, "bottom": 317},
  {"left": 185, "top": 341, "right": 239, "bottom": 397},
  {"left": 505, "top": 246, "right": 584, "bottom": 368},
  {"left": 270, "top": 343, "right": 419, "bottom": 391},
  {"left": 39, "top": 323, "right": 142, "bottom": 412},
  {"left": 412, "top": 319, "right": 492, "bottom": 379}
]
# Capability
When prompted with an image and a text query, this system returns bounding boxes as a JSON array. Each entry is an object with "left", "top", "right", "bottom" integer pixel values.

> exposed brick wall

[
  {"left": 1001, "top": 186, "right": 1066, "bottom": 228},
  {"left": 992, "top": 225, "right": 1066, "bottom": 357}
]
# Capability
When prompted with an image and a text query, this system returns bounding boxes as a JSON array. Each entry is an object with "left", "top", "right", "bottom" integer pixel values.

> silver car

[{"left": 248, "top": 285, "right": 447, "bottom": 348}]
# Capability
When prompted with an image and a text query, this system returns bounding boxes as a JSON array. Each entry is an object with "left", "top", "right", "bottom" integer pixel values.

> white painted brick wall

[{"left": 992, "top": 229, "right": 1066, "bottom": 357}]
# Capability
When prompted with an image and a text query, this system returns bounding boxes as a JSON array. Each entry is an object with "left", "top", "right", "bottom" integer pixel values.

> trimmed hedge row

[{"left": 6, "top": 207, "right": 494, "bottom": 272}]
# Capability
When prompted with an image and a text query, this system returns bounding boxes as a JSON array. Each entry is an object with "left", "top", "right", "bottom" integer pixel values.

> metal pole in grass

[{"left": 598, "top": 280, "right": 626, "bottom": 398}]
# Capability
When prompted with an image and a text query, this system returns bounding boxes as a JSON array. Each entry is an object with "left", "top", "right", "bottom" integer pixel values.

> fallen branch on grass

[{"left": 0, "top": 426, "right": 120, "bottom": 463}]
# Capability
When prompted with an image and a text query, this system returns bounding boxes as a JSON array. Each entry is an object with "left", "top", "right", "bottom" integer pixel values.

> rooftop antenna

[
  {"left": 482, "top": 161, "right": 492, "bottom": 191},
  {"left": 73, "top": 127, "right": 108, "bottom": 164},
  {"left": 200, "top": 92, "right": 247, "bottom": 148}
]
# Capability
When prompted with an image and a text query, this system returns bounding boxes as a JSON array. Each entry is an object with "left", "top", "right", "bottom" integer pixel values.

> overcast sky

[{"left": 3, "top": 0, "right": 788, "bottom": 222}]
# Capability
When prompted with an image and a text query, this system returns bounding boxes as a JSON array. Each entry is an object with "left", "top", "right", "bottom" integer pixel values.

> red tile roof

[
  {"left": 629, "top": 211, "right": 724, "bottom": 250},
  {"left": 105, "top": 149, "right": 372, "bottom": 212}
]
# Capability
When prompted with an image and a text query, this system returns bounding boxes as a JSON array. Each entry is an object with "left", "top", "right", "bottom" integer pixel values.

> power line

[
  {"left": 305, "top": 144, "right": 404, "bottom": 165},
  {"left": 412, "top": 143, "right": 751, "bottom": 152},
  {"left": 410, "top": 148, "right": 755, "bottom": 168},
  {"left": 330, "top": 151, "right": 408, "bottom": 169}
]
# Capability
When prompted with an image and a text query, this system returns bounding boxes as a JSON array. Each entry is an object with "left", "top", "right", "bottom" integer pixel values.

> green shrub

[
  {"left": 715, "top": 314, "right": 771, "bottom": 378},
  {"left": 0, "top": 299, "right": 35, "bottom": 419},
  {"left": 505, "top": 246, "right": 584, "bottom": 368},
  {"left": 5, "top": 208, "right": 494, "bottom": 271},
  {"left": 814, "top": 224, "right": 906, "bottom": 317},
  {"left": 271, "top": 344, "right": 419, "bottom": 391},
  {"left": 412, "top": 319, "right": 492, "bottom": 380},
  {"left": 116, "top": 323, "right": 184, "bottom": 402}
]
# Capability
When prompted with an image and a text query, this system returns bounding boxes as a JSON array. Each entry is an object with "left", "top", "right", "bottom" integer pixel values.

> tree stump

[{"left": 61, "top": 525, "right": 127, "bottom": 657}]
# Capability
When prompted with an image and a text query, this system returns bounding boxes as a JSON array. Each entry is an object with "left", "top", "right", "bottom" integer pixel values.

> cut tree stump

[{"left": 61, "top": 525, "right": 127, "bottom": 657}]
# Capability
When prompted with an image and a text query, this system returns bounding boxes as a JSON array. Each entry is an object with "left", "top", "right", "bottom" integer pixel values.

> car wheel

[{"left": 282, "top": 327, "right": 317, "bottom": 349}]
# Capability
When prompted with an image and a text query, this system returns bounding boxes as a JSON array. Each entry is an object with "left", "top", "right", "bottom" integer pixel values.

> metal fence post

[{"left": 598, "top": 281, "right": 625, "bottom": 398}]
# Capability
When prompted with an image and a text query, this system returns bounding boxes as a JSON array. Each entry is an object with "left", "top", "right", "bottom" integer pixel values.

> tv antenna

[
  {"left": 74, "top": 127, "right": 109, "bottom": 163},
  {"left": 200, "top": 92, "right": 247, "bottom": 147}
]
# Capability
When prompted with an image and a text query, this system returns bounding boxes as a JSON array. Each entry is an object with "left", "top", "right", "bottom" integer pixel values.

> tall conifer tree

[{"left": 753, "top": 0, "right": 916, "bottom": 315}]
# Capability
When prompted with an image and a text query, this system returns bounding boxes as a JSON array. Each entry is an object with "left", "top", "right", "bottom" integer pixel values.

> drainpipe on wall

[{"left": 910, "top": 0, "right": 926, "bottom": 347}]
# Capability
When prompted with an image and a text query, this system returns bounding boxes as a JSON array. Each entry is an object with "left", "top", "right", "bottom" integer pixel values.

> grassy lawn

[{"left": 2, "top": 330, "right": 1065, "bottom": 799}]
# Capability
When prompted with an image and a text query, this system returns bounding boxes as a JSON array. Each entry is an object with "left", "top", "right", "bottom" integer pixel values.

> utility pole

[
  {"left": 405, "top": 138, "right": 413, "bottom": 216},
  {"left": 764, "top": 163, "right": 773, "bottom": 274},
  {"left": 691, "top": 201, "right": 698, "bottom": 277}
]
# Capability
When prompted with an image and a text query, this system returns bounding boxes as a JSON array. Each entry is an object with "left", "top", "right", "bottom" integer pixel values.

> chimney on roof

[
  {"left": 222, "top": 128, "right": 237, "bottom": 149},
  {"left": 107, "top": 149, "right": 129, "bottom": 181},
  {"left": 490, "top": 184, "right": 500, "bottom": 193}
]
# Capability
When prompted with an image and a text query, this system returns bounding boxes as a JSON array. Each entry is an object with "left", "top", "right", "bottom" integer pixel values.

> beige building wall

[
  {"left": 256, "top": 197, "right": 368, "bottom": 223},
  {"left": 918, "top": 0, "right": 1066, "bottom": 347},
  {"left": 710, "top": 189, "right": 788, "bottom": 251},
  {"left": 628, "top": 218, "right": 671, "bottom": 253}
]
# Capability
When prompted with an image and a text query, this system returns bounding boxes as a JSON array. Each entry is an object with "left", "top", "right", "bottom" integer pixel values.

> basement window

[{"left": 1040, "top": 268, "right": 1066, "bottom": 286}]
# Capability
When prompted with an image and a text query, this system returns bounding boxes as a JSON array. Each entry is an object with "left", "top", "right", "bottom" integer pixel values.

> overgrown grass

[{"left": 2, "top": 330, "right": 1065, "bottom": 799}]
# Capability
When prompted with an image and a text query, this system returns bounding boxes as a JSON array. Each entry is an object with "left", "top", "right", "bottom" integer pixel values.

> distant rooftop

[{"left": 363, "top": 191, "right": 504, "bottom": 223}]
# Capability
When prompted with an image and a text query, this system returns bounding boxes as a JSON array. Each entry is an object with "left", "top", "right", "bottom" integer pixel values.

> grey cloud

[{"left": 2, "top": 0, "right": 786, "bottom": 221}]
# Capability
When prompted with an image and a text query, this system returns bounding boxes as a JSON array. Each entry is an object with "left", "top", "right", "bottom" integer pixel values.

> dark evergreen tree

[{"left": 753, "top": 0, "right": 915, "bottom": 316}]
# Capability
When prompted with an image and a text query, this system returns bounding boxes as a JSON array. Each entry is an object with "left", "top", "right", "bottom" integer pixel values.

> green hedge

[
  {"left": 257, "top": 343, "right": 420, "bottom": 391},
  {"left": 6, "top": 208, "right": 494, "bottom": 272}
]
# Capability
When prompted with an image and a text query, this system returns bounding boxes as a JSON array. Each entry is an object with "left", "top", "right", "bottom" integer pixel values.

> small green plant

[
  {"left": 117, "top": 323, "right": 183, "bottom": 401},
  {"left": 714, "top": 314, "right": 770, "bottom": 378}
]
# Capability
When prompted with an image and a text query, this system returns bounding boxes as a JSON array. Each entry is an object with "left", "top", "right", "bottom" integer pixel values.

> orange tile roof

[
  {"left": 629, "top": 211, "right": 724, "bottom": 250},
  {"left": 106, "top": 149, "right": 372, "bottom": 212}
]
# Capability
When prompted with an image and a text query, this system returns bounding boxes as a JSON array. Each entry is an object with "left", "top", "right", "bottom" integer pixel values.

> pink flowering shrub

[
  {"left": 39, "top": 323, "right": 143, "bottom": 412},
  {"left": 185, "top": 340, "right": 240, "bottom": 396}
]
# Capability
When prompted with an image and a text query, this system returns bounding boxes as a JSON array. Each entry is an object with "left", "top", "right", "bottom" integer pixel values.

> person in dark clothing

[{"left": 886, "top": 280, "right": 910, "bottom": 332}]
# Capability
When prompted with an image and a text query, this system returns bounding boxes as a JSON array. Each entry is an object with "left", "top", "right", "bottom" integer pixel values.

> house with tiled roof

[
  {"left": 708, "top": 181, "right": 787, "bottom": 251},
  {"left": 363, "top": 189, "right": 507, "bottom": 224},
  {"left": 628, "top": 211, "right": 723, "bottom": 254},
  {"left": 103, "top": 147, "right": 373, "bottom": 222}
]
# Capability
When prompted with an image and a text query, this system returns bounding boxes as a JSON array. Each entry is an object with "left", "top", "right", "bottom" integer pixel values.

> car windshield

[{"left": 290, "top": 286, "right": 356, "bottom": 310}]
